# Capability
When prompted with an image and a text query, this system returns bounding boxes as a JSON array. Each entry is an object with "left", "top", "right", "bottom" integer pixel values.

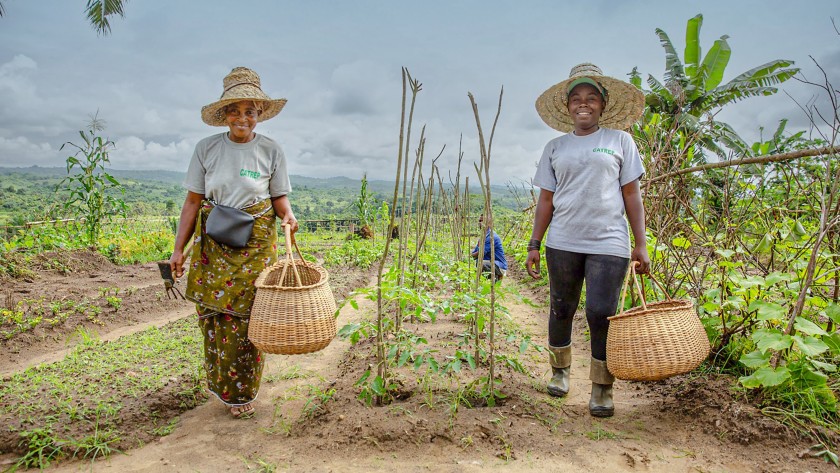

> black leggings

[{"left": 545, "top": 248, "right": 629, "bottom": 361}]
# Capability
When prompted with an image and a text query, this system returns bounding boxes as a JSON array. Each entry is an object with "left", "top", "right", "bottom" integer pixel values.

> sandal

[{"left": 230, "top": 402, "right": 255, "bottom": 419}]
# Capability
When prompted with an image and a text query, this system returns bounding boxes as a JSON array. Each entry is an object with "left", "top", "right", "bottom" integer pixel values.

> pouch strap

[{"left": 208, "top": 199, "right": 272, "bottom": 218}]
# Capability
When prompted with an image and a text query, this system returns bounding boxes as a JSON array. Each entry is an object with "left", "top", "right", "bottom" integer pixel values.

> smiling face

[
  {"left": 224, "top": 100, "right": 261, "bottom": 143},
  {"left": 566, "top": 83, "right": 605, "bottom": 136}
]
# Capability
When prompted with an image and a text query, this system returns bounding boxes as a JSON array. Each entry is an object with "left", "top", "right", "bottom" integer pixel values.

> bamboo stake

[
  {"left": 468, "top": 87, "right": 503, "bottom": 400},
  {"left": 375, "top": 67, "right": 410, "bottom": 405}
]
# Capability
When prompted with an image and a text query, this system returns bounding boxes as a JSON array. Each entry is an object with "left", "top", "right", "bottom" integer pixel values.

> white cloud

[
  {"left": 110, "top": 136, "right": 196, "bottom": 170},
  {"left": 1, "top": 1, "right": 838, "bottom": 186},
  {"left": 0, "top": 136, "right": 60, "bottom": 166}
]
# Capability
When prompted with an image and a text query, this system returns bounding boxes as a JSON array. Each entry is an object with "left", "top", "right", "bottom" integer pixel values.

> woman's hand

[
  {"left": 169, "top": 191, "right": 202, "bottom": 280},
  {"left": 526, "top": 249, "right": 541, "bottom": 279},
  {"left": 281, "top": 214, "right": 299, "bottom": 234},
  {"left": 272, "top": 195, "right": 298, "bottom": 234},
  {"left": 170, "top": 248, "right": 187, "bottom": 279},
  {"left": 631, "top": 245, "right": 650, "bottom": 274}
]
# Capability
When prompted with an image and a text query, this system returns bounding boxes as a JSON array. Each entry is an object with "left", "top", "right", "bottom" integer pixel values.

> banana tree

[
  {"left": 632, "top": 13, "right": 800, "bottom": 285},
  {"left": 632, "top": 13, "right": 799, "bottom": 164}
]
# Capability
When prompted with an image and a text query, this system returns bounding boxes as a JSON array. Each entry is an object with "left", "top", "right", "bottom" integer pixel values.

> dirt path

[{"left": 2, "top": 252, "right": 831, "bottom": 472}]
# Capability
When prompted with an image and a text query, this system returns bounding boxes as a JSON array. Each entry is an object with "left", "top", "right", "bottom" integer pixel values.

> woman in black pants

[{"left": 526, "top": 63, "right": 650, "bottom": 417}]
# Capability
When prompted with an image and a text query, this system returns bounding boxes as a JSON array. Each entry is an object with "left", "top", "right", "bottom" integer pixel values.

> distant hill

[
  {"left": 0, "top": 166, "right": 530, "bottom": 224},
  {"left": 0, "top": 166, "right": 518, "bottom": 195}
]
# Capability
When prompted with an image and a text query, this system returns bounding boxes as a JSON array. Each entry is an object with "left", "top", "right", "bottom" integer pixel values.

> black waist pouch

[{"left": 205, "top": 201, "right": 270, "bottom": 248}]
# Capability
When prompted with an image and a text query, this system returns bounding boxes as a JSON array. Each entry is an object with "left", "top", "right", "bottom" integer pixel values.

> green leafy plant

[
  {"left": 355, "top": 173, "right": 374, "bottom": 229},
  {"left": 56, "top": 113, "right": 128, "bottom": 249}
]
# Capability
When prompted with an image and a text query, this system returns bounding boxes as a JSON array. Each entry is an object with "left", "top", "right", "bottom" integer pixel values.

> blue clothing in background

[{"left": 474, "top": 230, "right": 508, "bottom": 270}]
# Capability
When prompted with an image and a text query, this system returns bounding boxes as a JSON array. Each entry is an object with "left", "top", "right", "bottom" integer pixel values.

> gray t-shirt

[
  {"left": 532, "top": 127, "right": 644, "bottom": 258},
  {"left": 183, "top": 133, "right": 291, "bottom": 208}
]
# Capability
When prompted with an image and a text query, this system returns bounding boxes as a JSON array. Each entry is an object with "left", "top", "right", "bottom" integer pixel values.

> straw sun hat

[
  {"left": 201, "top": 67, "right": 287, "bottom": 126},
  {"left": 535, "top": 63, "right": 644, "bottom": 133}
]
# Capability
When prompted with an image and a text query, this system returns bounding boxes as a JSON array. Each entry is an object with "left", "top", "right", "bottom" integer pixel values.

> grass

[
  {"left": 264, "top": 364, "right": 314, "bottom": 383},
  {"left": 584, "top": 425, "right": 622, "bottom": 441},
  {"left": 0, "top": 317, "right": 205, "bottom": 468}
]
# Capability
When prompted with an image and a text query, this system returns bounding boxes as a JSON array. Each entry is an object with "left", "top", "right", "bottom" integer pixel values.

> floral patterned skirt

[
  {"left": 198, "top": 307, "right": 264, "bottom": 406},
  {"left": 185, "top": 199, "right": 278, "bottom": 406}
]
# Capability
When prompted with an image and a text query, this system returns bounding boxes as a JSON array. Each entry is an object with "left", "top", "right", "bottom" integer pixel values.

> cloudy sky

[{"left": 0, "top": 1, "right": 838, "bottom": 184}]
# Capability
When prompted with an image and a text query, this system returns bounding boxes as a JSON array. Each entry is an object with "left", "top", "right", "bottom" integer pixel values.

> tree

[
  {"left": 0, "top": 0, "right": 128, "bottom": 36},
  {"left": 631, "top": 13, "right": 799, "bottom": 161},
  {"left": 631, "top": 14, "right": 801, "bottom": 274}
]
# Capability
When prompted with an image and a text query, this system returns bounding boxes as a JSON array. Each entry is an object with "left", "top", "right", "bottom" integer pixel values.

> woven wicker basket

[
  {"left": 249, "top": 225, "right": 337, "bottom": 355},
  {"left": 606, "top": 264, "right": 710, "bottom": 381}
]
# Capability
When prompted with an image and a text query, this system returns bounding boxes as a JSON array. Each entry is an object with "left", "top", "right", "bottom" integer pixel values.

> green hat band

[{"left": 567, "top": 78, "right": 607, "bottom": 100}]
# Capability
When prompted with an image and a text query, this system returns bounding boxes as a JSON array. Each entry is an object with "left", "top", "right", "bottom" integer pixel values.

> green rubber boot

[
  {"left": 547, "top": 344, "right": 571, "bottom": 397},
  {"left": 589, "top": 358, "right": 615, "bottom": 417}
]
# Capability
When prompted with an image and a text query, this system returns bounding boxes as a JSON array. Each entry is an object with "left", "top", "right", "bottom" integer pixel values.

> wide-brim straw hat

[
  {"left": 201, "top": 67, "right": 288, "bottom": 126},
  {"left": 535, "top": 63, "right": 644, "bottom": 133}
]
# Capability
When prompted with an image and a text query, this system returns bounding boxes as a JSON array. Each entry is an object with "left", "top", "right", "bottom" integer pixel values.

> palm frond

[
  {"left": 772, "top": 118, "right": 789, "bottom": 144},
  {"left": 646, "top": 75, "right": 674, "bottom": 104},
  {"left": 700, "top": 35, "right": 731, "bottom": 91},
  {"left": 725, "top": 60, "right": 799, "bottom": 88},
  {"left": 655, "top": 28, "right": 686, "bottom": 86},
  {"left": 684, "top": 14, "right": 703, "bottom": 78},
  {"left": 711, "top": 120, "right": 749, "bottom": 158},
  {"left": 85, "top": 0, "right": 128, "bottom": 36},
  {"left": 699, "top": 85, "right": 782, "bottom": 111},
  {"left": 628, "top": 67, "right": 644, "bottom": 90}
]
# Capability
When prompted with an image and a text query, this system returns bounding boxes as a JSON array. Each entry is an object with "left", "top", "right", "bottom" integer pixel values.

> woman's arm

[
  {"left": 271, "top": 194, "right": 298, "bottom": 234},
  {"left": 621, "top": 179, "right": 650, "bottom": 274},
  {"left": 526, "top": 188, "right": 555, "bottom": 279},
  {"left": 169, "top": 191, "right": 204, "bottom": 278}
]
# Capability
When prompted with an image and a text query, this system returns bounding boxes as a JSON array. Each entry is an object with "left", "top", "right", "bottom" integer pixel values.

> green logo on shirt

[
  {"left": 240, "top": 169, "right": 261, "bottom": 180},
  {"left": 593, "top": 147, "right": 616, "bottom": 155}
]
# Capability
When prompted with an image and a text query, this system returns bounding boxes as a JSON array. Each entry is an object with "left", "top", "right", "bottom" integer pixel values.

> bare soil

[{"left": 0, "top": 249, "right": 835, "bottom": 472}]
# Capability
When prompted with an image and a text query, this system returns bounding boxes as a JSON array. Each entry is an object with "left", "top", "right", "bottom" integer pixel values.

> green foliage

[
  {"left": 84, "top": 0, "right": 129, "bottom": 36},
  {"left": 15, "top": 427, "right": 66, "bottom": 469},
  {"left": 355, "top": 173, "right": 374, "bottom": 227},
  {"left": 302, "top": 385, "right": 336, "bottom": 418},
  {"left": 57, "top": 115, "right": 128, "bottom": 249},
  {"left": 323, "top": 238, "right": 383, "bottom": 269},
  {"left": 338, "top": 241, "right": 542, "bottom": 408},
  {"left": 632, "top": 13, "right": 799, "bottom": 166}
]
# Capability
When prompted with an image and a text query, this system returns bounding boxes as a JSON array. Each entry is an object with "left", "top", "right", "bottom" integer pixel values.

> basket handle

[
  {"left": 617, "top": 262, "right": 676, "bottom": 317},
  {"left": 619, "top": 262, "right": 647, "bottom": 313},
  {"left": 281, "top": 223, "right": 303, "bottom": 288}
]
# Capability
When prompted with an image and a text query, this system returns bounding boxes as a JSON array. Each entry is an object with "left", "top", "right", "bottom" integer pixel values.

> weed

[
  {"left": 265, "top": 365, "right": 311, "bottom": 382},
  {"left": 69, "top": 418, "right": 122, "bottom": 461},
  {"left": 68, "top": 325, "right": 100, "bottom": 346},
  {"left": 241, "top": 456, "right": 278, "bottom": 473},
  {"left": 149, "top": 416, "right": 180, "bottom": 436},
  {"left": 103, "top": 295, "right": 122, "bottom": 311},
  {"left": 302, "top": 385, "right": 336, "bottom": 419},
  {"left": 15, "top": 427, "right": 66, "bottom": 469},
  {"left": 808, "top": 443, "right": 840, "bottom": 467},
  {"left": 585, "top": 425, "right": 622, "bottom": 441},
  {"left": 262, "top": 413, "right": 293, "bottom": 436}
]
